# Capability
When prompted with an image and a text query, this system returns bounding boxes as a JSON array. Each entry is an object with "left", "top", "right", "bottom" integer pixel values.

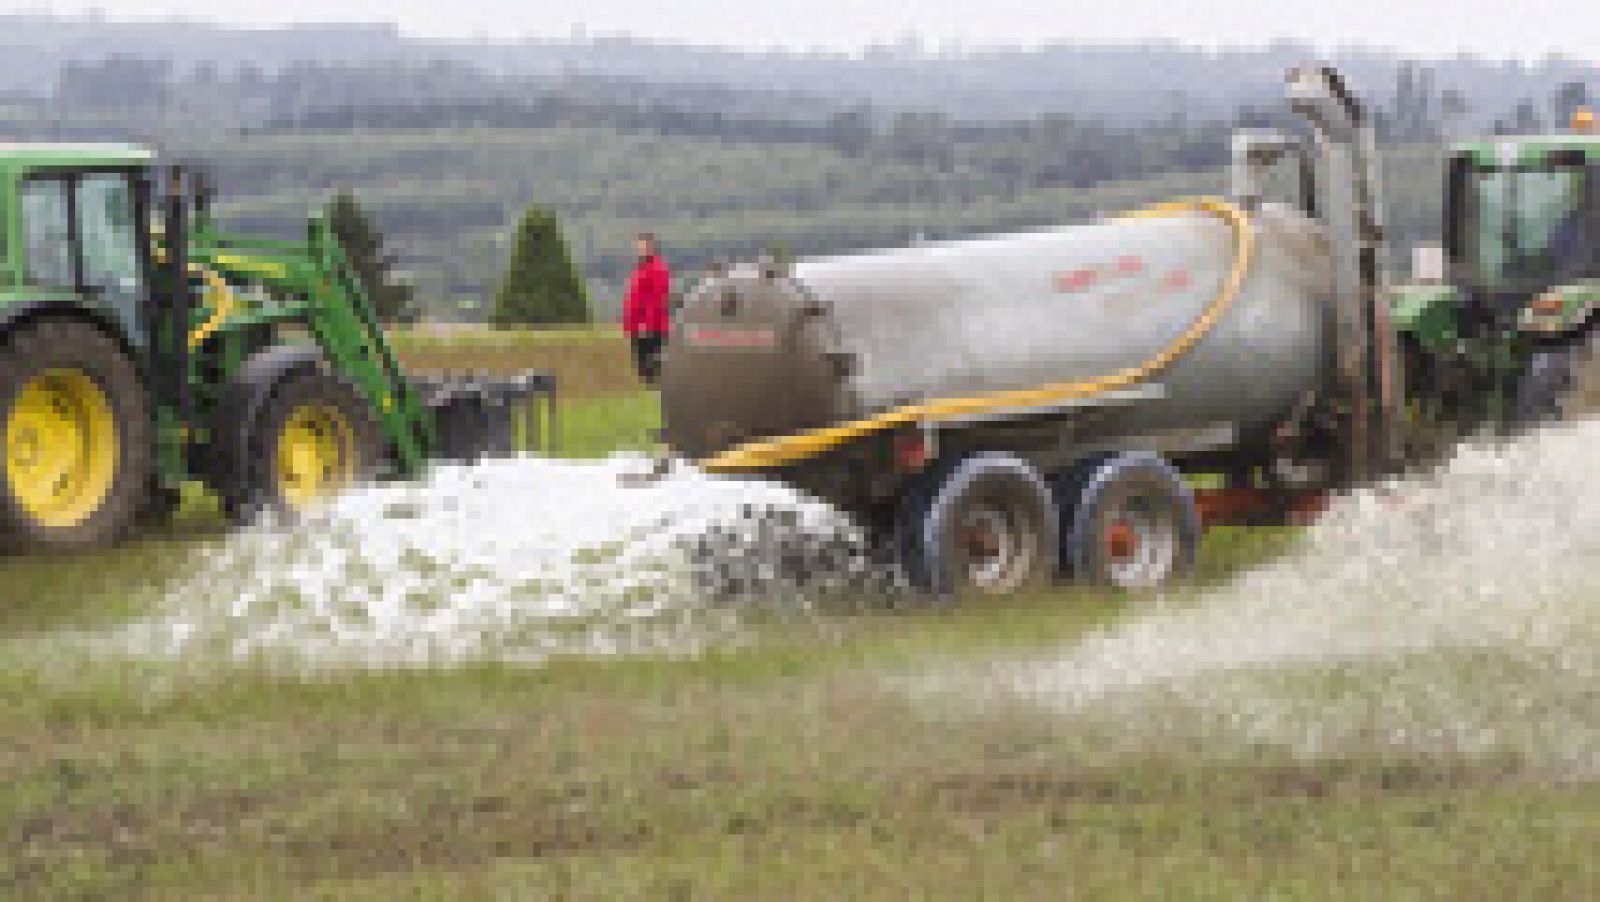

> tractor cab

[
  {"left": 1392, "top": 131, "right": 1600, "bottom": 433},
  {"left": 1441, "top": 136, "right": 1600, "bottom": 339},
  {"left": 0, "top": 145, "right": 160, "bottom": 348}
]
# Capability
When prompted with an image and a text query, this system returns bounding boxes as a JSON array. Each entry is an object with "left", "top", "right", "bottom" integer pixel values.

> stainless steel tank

[{"left": 662, "top": 204, "right": 1335, "bottom": 466}]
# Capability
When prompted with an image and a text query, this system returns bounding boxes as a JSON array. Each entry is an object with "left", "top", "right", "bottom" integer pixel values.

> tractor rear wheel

[
  {"left": 0, "top": 319, "right": 150, "bottom": 551},
  {"left": 226, "top": 367, "right": 383, "bottom": 521}
]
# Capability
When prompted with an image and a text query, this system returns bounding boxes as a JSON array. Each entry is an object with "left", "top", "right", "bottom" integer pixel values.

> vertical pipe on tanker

[
  {"left": 1359, "top": 122, "right": 1407, "bottom": 466},
  {"left": 1288, "top": 64, "right": 1391, "bottom": 481}
]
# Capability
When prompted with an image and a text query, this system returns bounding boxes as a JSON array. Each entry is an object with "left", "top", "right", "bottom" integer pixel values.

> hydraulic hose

[
  {"left": 151, "top": 238, "right": 241, "bottom": 352},
  {"left": 700, "top": 196, "right": 1258, "bottom": 472},
  {"left": 186, "top": 265, "right": 239, "bottom": 350}
]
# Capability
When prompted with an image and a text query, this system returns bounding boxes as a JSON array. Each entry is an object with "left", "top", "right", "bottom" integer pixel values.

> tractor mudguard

[{"left": 0, "top": 299, "right": 139, "bottom": 362}]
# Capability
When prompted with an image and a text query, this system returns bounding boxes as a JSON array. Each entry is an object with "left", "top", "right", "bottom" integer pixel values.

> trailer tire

[
  {"left": 224, "top": 366, "right": 383, "bottom": 522},
  {"left": 1060, "top": 451, "right": 1199, "bottom": 590},
  {"left": 898, "top": 452, "right": 1058, "bottom": 598},
  {"left": 0, "top": 318, "right": 150, "bottom": 552}
]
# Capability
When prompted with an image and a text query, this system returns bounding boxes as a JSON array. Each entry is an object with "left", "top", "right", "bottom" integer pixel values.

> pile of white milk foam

[
  {"left": 994, "top": 419, "right": 1600, "bottom": 772},
  {"left": 120, "top": 456, "right": 872, "bottom": 668}
]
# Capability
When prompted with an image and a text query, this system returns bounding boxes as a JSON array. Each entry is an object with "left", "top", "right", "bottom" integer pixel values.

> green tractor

[
  {"left": 0, "top": 144, "right": 542, "bottom": 552},
  {"left": 1392, "top": 132, "right": 1600, "bottom": 437}
]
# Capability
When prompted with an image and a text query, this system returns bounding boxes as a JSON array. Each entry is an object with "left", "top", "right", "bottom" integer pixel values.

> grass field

[
  {"left": 392, "top": 327, "right": 642, "bottom": 399},
  {"left": 2, "top": 389, "right": 1597, "bottom": 899},
  {"left": 396, "top": 328, "right": 662, "bottom": 457},
  {"left": 5, "top": 540, "right": 1597, "bottom": 899}
]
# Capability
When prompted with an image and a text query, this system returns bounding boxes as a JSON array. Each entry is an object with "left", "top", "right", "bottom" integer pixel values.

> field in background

[
  {"left": 393, "top": 326, "right": 641, "bottom": 399},
  {"left": 395, "top": 326, "right": 662, "bottom": 457}
]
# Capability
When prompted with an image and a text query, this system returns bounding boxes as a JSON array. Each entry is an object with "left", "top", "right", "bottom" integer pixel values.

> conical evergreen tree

[{"left": 492, "top": 205, "right": 591, "bottom": 327}]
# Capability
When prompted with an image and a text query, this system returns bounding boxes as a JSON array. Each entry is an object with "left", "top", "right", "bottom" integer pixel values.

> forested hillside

[{"left": 175, "top": 129, "right": 1440, "bottom": 320}]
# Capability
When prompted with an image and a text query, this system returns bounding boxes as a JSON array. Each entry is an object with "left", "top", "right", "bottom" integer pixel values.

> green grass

[
  {"left": 390, "top": 325, "right": 624, "bottom": 350},
  {"left": 2, "top": 583, "right": 1596, "bottom": 900},
  {"left": 555, "top": 391, "right": 663, "bottom": 458},
  {"left": 0, "top": 392, "right": 1594, "bottom": 899}
]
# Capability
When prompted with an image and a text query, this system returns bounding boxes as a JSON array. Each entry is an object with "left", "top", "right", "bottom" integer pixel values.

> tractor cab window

[
  {"left": 17, "top": 170, "right": 147, "bottom": 338},
  {"left": 1462, "top": 163, "right": 1590, "bottom": 290},
  {"left": 19, "top": 178, "right": 74, "bottom": 288},
  {"left": 76, "top": 173, "right": 145, "bottom": 302}
]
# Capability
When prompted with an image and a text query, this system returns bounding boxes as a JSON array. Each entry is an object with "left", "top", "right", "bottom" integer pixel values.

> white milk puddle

[
  {"left": 110, "top": 456, "right": 871, "bottom": 668},
  {"left": 942, "top": 420, "right": 1600, "bottom": 772}
]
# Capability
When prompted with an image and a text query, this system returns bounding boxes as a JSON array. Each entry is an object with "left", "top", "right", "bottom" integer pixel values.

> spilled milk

[
  {"left": 76, "top": 412, "right": 1600, "bottom": 776},
  {"left": 988, "top": 419, "right": 1600, "bottom": 772},
  {"left": 115, "top": 456, "right": 871, "bottom": 668}
]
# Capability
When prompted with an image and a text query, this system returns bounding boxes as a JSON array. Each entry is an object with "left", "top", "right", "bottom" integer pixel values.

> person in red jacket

[{"left": 622, "top": 232, "right": 672, "bottom": 384}]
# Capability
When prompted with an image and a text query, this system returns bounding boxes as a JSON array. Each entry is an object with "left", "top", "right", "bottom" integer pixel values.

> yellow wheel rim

[
  {"left": 4, "top": 368, "right": 120, "bottom": 530},
  {"left": 275, "top": 403, "right": 357, "bottom": 510}
]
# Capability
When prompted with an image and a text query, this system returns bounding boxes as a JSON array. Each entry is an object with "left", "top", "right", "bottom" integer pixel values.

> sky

[{"left": 16, "top": 0, "right": 1600, "bottom": 59}]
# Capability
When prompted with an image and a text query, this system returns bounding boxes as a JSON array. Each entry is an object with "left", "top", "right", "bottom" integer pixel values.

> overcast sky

[{"left": 18, "top": 0, "right": 1600, "bottom": 59}]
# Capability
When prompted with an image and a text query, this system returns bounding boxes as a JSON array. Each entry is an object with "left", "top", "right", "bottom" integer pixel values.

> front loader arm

[{"left": 184, "top": 217, "right": 435, "bottom": 476}]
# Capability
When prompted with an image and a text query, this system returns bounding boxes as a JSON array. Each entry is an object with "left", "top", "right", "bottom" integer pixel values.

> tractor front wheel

[
  {"left": 1515, "top": 331, "right": 1599, "bottom": 425},
  {"left": 226, "top": 367, "right": 383, "bottom": 521},
  {"left": 0, "top": 319, "right": 151, "bottom": 552}
]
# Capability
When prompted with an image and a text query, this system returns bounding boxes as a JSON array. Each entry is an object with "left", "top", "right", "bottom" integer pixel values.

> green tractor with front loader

[{"left": 0, "top": 144, "right": 542, "bottom": 552}]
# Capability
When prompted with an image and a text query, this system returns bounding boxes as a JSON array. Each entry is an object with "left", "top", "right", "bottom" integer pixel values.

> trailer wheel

[
  {"left": 228, "top": 366, "right": 383, "bottom": 520},
  {"left": 899, "top": 452, "right": 1058, "bottom": 597},
  {"left": 0, "top": 319, "right": 150, "bottom": 551},
  {"left": 1060, "top": 452, "right": 1199, "bottom": 590}
]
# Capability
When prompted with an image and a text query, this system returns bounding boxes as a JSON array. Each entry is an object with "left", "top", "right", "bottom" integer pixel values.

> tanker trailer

[{"left": 661, "top": 67, "right": 1395, "bottom": 595}]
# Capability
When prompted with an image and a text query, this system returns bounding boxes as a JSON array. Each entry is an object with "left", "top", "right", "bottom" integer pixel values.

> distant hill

[{"left": 4, "top": 14, "right": 1600, "bottom": 127}]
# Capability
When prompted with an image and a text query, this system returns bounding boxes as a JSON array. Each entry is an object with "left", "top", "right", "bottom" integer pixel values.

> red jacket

[{"left": 623, "top": 255, "right": 672, "bottom": 335}]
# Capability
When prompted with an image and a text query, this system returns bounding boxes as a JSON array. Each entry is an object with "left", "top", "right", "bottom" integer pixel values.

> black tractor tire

[
  {"left": 135, "top": 478, "right": 185, "bottom": 529},
  {"left": 898, "top": 452, "right": 1058, "bottom": 598},
  {"left": 1513, "top": 348, "right": 1578, "bottom": 427},
  {"left": 1515, "top": 331, "right": 1599, "bottom": 426},
  {"left": 1575, "top": 331, "right": 1600, "bottom": 417},
  {"left": 0, "top": 318, "right": 151, "bottom": 552},
  {"left": 1059, "top": 451, "right": 1200, "bottom": 590},
  {"left": 222, "top": 365, "right": 384, "bottom": 523}
]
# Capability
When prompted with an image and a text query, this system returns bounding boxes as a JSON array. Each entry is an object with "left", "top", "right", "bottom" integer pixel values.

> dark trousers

[{"left": 630, "top": 332, "right": 666, "bottom": 385}]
